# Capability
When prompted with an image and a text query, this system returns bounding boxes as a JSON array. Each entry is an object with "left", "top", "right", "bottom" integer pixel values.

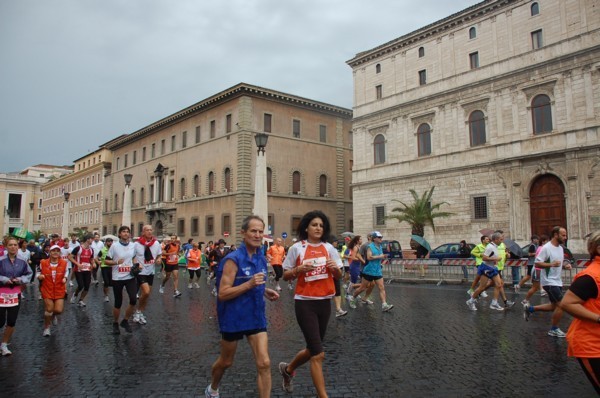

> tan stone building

[
  {"left": 0, "top": 173, "right": 45, "bottom": 236},
  {"left": 103, "top": 83, "right": 353, "bottom": 244},
  {"left": 41, "top": 149, "right": 112, "bottom": 237},
  {"left": 347, "top": 0, "right": 600, "bottom": 252}
]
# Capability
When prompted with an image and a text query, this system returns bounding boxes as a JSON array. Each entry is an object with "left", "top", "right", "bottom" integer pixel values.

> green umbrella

[{"left": 410, "top": 234, "right": 431, "bottom": 252}]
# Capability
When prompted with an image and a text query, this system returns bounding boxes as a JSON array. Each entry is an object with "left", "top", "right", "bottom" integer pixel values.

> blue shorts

[
  {"left": 349, "top": 262, "right": 361, "bottom": 284},
  {"left": 221, "top": 328, "right": 267, "bottom": 342},
  {"left": 477, "top": 264, "right": 499, "bottom": 278},
  {"left": 543, "top": 285, "right": 563, "bottom": 303}
]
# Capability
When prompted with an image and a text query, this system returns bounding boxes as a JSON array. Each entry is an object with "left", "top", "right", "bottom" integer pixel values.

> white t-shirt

[
  {"left": 60, "top": 247, "right": 73, "bottom": 269},
  {"left": 133, "top": 240, "right": 162, "bottom": 275},
  {"left": 108, "top": 241, "right": 136, "bottom": 281},
  {"left": 482, "top": 242, "right": 499, "bottom": 267},
  {"left": 535, "top": 241, "right": 565, "bottom": 287},
  {"left": 17, "top": 249, "right": 31, "bottom": 264},
  {"left": 91, "top": 240, "right": 104, "bottom": 258}
]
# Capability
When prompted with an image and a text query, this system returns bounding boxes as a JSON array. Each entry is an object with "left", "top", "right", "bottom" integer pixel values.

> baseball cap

[
  {"left": 50, "top": 245, "right": 61, "bottom": 251},
  {"left": 371, "top": 231, "right": 383, "bottom": 238}
]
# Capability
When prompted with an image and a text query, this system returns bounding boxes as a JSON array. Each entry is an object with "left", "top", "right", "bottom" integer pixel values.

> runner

[
  {"left": 279, "top": 210, "right": 343, "bottom": 397},
  {"left": 205, "top": 215, "right": 279, "bottom": 398},
  {"left": 68, "top": 234, "right": 95, "bottom": 307},
  {"left": 159, "top": 235, "right": 182, "bottom": 297},
  {"left": 186, "top": 242, "right": 202, "bottom": 289},
  {"left": 0, "top": 237, "right": 32, "bottom": 356},
  {"left": 38, "top": 245, "right": 68, "bottom": 336},
  {"left": 133, "top": 225, "right": 162, "bottom": 325},
  {"left": 520, "top": 235, "right": 548, "bottom": 305},
  {"left": 266, "top": 238, "right": 286, "bottom": 291},
  {"left": 105, "top": 226, "right": 138, "bottom": 334},
  {"left": 97, "top": 237, "right": 113, "bottom": 302},
  {"left": 90, "top": 233, "right": 104, "bottom": 286}
]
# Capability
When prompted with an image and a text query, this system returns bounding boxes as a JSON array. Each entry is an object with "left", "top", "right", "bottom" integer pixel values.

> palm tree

[{"left": 387, "top": 186, "right": 453, "bottom": 248}]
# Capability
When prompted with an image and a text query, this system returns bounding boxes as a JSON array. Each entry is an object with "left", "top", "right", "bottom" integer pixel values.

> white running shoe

[
  {"left": 139, "top": 312, "right": 147, "bottom": 325},
  {"left": 70, "top": 294, "right": 77, "bottom": 304},
  {"left": 489, "top": 302, "right": 504, "bottom": 311},
  {"left": 194, "top": 283, "right": 200, "bottom": 289},
  {"left": 43, "top": 328, "right": 51, "bottom": 337},
  {"left": 481, "top": 291, "right": 488, "bottom": 298},
  {"left": 52, "top": 315, "right": 58, "bottom": 326},
  {"left": 104, "top": 295, "right": 110, "bottom": 302},
  {"left": 77, "top": 301, "right": 86, "bottom": 307},
  {"left": 174, "top": 290, "right": 182, "bottom": 298},
  {"left": 133, "top": 311, "right": 142, "bottom": 324},
  {"left": 159, "top": 286, "right": 165, "bottom": 294},
  {"left": 1, "top": 343, "right": 12, "bottom": 356},
  {"left": 548, "top": 328, "right": 566, "bottom": 338},
  {"left": 188, "top": 283, "right": 193, "bottom": 289},
  {"left": 382, "top": 303, "right": 394, "bottom": 312},
  {"left": 466, "top": 298, "right": 477, "bottom": 311},
  {"left": 360, "top": 297, "right": 374, "bottom": 305},
  {"left": 288, "top": 283, "right": 294, "bottom": 290},
  {"left": 335, "top": 309, "right": 348, "bottom": 318}
]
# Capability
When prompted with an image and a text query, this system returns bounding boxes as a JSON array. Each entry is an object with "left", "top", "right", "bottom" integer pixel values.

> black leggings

[
  {"left": 112, "top": 278, "right": 137, "bottom": 309},
  {"left": 188, "top": 269, "right": 201, "bottom": 280},
  {"left": 294, "top": 299, "right": 331, "bottom": 356},
  {"left": 0, "top": 304, "right": 20, "bottom": 328},
  {"left": 75, "top": 271, "right": 91, "bottom": 293},
  {"left": 272, "top": 265, "right": 283, "bottom": 282},
  {"left": 577, "top": 357, "right": 600, "bottom": 395},
  {"left": 101, "top": 267, "right": 112, "bottom": 289}
]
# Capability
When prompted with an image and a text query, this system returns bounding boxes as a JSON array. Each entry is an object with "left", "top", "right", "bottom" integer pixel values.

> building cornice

[
  {"left": 42, "top": 161, "right": 111, "bottom": 190},
  {"left": 104, "top": 83, "right": 353, "bottom": 150},
  {"left": 346, "top": 0, "right": 515, "bottom": 68}
]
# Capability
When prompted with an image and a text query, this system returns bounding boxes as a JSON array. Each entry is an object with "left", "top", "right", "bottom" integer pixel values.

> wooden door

[{"left": 529, "top": 175, "right": 566, "bottom": 237}]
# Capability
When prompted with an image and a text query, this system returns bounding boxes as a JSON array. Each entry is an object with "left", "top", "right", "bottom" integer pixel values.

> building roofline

[
  {"left": 346, "top": 0, "right": 514, "bottom": 67},
  {"left": 104, "top": 83, "right": 352, "bottom": 150}
]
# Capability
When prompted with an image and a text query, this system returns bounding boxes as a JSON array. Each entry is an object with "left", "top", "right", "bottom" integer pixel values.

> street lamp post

[
  {"left": 122, "top": 174, "right": 133, "bottom": 229},
  {"left": 253, "top": 133, "right": 269, "bottom": 230},
  {"left": 62, "top": 192, "right": 70, "bottom": 238}
]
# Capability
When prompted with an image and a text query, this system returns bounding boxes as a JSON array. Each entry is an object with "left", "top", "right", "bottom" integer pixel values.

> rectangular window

[
  {"left": 161, "top": 140, "right": 165, "bottom": 155},
  {"left": 226, "top": 114, "right": 232, "bottom": 133},
  {"left": 293, "top": 120, "right": 300, "bottom": 138},
  {"left": 206, "top": 216, "right": 214, "bottom": 235},
  {"left": 473, "top": 196, "right": 488, "bottom": 219},
  {"left": 291, "top": 216, "right": 301, "bottom": 238},
  {"left": 124, "top": 154, "right": 128, "bottom": 168},
  {"left": 116, "top": 157, "right": 120, "bottom": 171},
  {"left": 191, "top": 217, "right": 199, "bottom": 236},
  {"left": 132, "top": 151, "right": 137, "bottom": 165},
  {"left": 264, "top": 114, "right": 272, "bottom": 133},
  {"left": 182, "top": 131, "right": 187, "bottom": 148},
  {"left": 195, "top": 126, "right": 201, "bottom": 143},
  {"left": 171, "top": 135, "right": 176, "bottom": 151},
  {"left": 319, "top": 125, "right": 327, "bottom": 143},
  {"left": 151, "top": 143, "right": 156, "bottom": 158},
  {"left": 419, "top": 70, "right": 427, "bottom": 86},
  {"left": 374, "top": 206, "right": 386, "bottom": 226},
  {"left": 138, "top": 223, "right": 144, "bottom": 237},
  {"left": 376, "top": 85, "right": 382, "bottom": 99},
  {"left": 177, "top": 218, "right": 185, "bottom": 235},
  {"left": 210, "top": 120, "right": 216, "bottom": 139},
  {"left": 531, "top": 29, "right": 543, "bottom": 49},
  {"left": 469, "top": 52, "right": 479, "bottom": 69},
  {"left": 142, "top": 147, "right": 146, "bottom": 161},
  {"left": 222, "top": 214, "right": 231, "bottom": 235}
]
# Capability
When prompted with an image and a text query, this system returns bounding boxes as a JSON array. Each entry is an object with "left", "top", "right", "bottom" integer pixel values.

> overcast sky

[{"left": 0, "top": 0, "right": 477, "bottom": 172}]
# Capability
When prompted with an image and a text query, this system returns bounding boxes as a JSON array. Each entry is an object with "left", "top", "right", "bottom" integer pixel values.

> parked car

[
  {"left": 381, "top": 240, "right": 403, "bottom": 259},
  {"left": 429, "top": 243, "right": 476, "bottom": 261}
]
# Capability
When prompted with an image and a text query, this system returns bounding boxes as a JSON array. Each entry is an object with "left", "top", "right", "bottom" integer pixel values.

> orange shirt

[
  {"left": 267, "top": 244, "right": 285, "bottom": 265},
  {"left": 293, "top": 242, "right": 335, "bottom": 299},
  {"left": 187, "top": 248, "right": 201, "bottom": 269},
  {"left": 566, "top": 257, "right": 600, "bottom": 358},
  {"left": 165, "top": 243, "right": 180, "bottom": 265},
  {"left": 40, "top": 258, "right": 68, "bottom": 300}
]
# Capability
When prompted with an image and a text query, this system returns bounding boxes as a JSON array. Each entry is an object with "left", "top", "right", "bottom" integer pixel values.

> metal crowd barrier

[{"left": 381, "top": 257, "right": 588, "bottom": 287}]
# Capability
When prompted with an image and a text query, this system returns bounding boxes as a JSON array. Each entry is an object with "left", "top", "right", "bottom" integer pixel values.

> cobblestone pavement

[{"left": 0, "top": 275, "right": 596, "bottom": 397}]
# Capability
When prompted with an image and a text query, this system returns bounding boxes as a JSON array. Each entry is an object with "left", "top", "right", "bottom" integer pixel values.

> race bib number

[
  {"left": 303, "top": 256, "right": 328, "bottom": 282},
  {"left": 80, "top": 262, "right": 92, "bottom": 272},
  {"left": 168, "top": 254, "right": 178, "bottom": 263},
  {"left": 118, "top": 266, "right": 131, "bottom": 273},
  {"left": 0, "top": 287, "right": 19, "bottom": 307}
]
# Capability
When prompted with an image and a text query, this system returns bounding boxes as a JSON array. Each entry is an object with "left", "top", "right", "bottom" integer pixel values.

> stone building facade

[
  {"left": 347, "top": 0, "right": 600, "bottom": 252},
  {"left": 41, "top": 149, "right": 112, "bottom": 236},
  {"left": 103, "top": 83, "right": 353, "bottom": 244}
]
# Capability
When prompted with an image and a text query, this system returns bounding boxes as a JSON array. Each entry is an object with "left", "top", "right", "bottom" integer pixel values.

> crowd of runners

[{"left": 0, "top": 215, "right": 599, "bottom": 397}]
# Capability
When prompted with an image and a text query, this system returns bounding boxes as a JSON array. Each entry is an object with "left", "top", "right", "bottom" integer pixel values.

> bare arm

[
  {"left": 218, "top": 259, "right": 265, "bottom": 301},
  {"left": 561, "top": 290, "right": 600, "bottom": 323}
]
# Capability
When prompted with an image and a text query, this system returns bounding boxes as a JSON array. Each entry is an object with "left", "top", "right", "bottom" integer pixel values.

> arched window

[
  {"left": 374, "top": 134, "right": 386, "bottom": 164},
  {"left": 469, "top": 110, "right": 486, "bottom": 146},
  {"left": 193, "top": 175, "right": 199, "bottom": 196},
  {"left": 375, "top": 64, "right": 381, "bottom": 73},
  {"left": 417, "top": 123, "right": 432, "bottom": 156},
  {"left": 531, "top": 2, "right": 539, "bottom": 16},
  {"left": 180, "top": 178, "right": 186, "bottom": 199},
  {"left": 267, "top": 168, "right": 272, "bottom": 193},
  {"left": 469, "top": 27, "right": 476, "bottom": 39},
  {"left": 224, "top": 168, "right": 231, "bottom": 192},
  {"left": 418, "top": 47, "right": 425, "bottom": 58},
  {"left": 208, "top": 172, "right": 214, "bottom": 195},
  {"left": 319, "top": 175, "right": 327, "bottom": 197},
  {"left": 532, "top": 94, "right": 553, "bottom": 134},
  {"left": 292, "top": 171, "right": 301, "bottom": 194},
  {"left": 140, "top": 187, "right": 145, "bottom": 206}
]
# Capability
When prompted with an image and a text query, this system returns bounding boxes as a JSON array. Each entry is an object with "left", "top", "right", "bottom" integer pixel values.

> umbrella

[
  {"left": 100, "top": 234, "right": 118, "bottom": 241},
  {"left": 340, "top": 231, "right": 355, "bottom": 238},
  {"left": 410, "top": 234, "right": 431, "bottom": 251},
  {"left": 503, "top": 238, "right": 523, "bottom": 258},
  {"left": 479, "top": 228, "right": 494, "bottom": 237},
  {"left": 12, "top": 227, "right": 28, "bottom": 239}
]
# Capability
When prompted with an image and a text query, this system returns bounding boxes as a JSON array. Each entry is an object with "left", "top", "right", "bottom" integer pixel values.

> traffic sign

[
  {"left": 282, "top": 232, "right": 288, "bottom": 239},
  {"left": 223, "top": 232, "right": 230, "bottom": 237}
]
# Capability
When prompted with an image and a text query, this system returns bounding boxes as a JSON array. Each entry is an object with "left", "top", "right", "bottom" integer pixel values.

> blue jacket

[
  {"left": 0, "top": 256, "right": 32, "bottom": 286},
  {"left": 216, "top": 244, "right": 267, "bottom": 333}
]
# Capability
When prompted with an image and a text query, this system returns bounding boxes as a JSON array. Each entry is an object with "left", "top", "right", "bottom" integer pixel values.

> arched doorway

[
  {"left": 154, "top": 220, "right": 163, "bottom": 238},
  {"left": 529, "top": 174, "right": 566, "bottom": 237}
]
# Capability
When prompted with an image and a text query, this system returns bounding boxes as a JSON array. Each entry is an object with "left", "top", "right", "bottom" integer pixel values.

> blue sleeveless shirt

[{"left": 362, "top": 242, "right": 383, "bottom": 277}]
